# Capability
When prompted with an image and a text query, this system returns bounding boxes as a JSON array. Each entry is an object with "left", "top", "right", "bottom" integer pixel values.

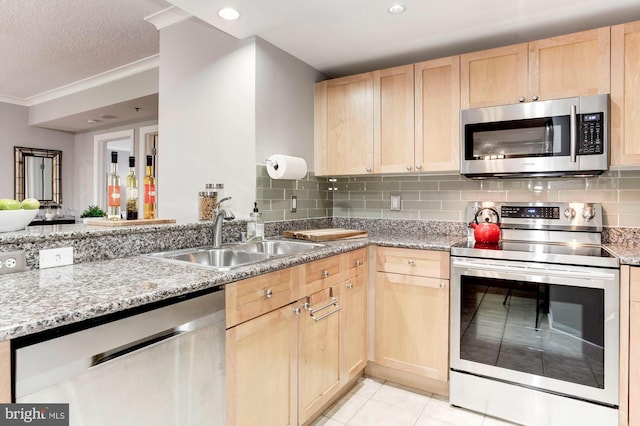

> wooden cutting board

[
  {"left": 85, "top": 218, "right": 176, "bottom": 227},
  {"left": 283, "top": 228, "right": 368, "bottom": 241}
]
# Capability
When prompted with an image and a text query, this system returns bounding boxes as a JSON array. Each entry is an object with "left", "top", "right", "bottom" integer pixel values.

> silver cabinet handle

[
  {"left": 346, "top": 283, "right": 354, "bottom": 289},
  {"left": 518, "top": 96, "right": 525, "bottom": 103},
  {"left": 440, "top": 282, "right": 446, "bottom": 289},
  {"left": 293, "top": 307, "right": 301, "bottom": 315},
  {"left": 312, "top": 306, "right": 341, "bottom": 322},
  {"left": 366, "top": 167, "right": 372, "bottom": 173},
  {"left": 408, "top": 259, "right": 415, "bottom": 266},
  {"left": 264, "top": 289, "right": 273, "bottom": 299},
  {"left": 354, "top": 260, "right": 362, "bottom": 267},
  {"left": 322, "top": 270, "right": 329, "bottom": 278},
  {"left": 415, "top": 164, "right": 422, "bottom": 170},
  {"left": 532, "top": 95, "right": 539, "bottom": 101},
  {"left": 406, "top": 165, "right": 412, "bottom": 170}
]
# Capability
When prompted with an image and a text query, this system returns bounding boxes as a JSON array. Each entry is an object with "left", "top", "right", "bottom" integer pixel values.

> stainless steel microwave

[{"left": 460, "top": 94, "right": 610, "bottom": 179}]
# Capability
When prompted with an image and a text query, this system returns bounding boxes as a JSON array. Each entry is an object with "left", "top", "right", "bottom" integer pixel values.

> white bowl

[{"left": 0, "top": 209, "right": 39, "bottom": 232}]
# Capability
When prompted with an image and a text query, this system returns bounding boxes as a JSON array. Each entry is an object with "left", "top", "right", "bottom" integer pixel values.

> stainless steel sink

[{"left": 146, "top": 239, "right": 324, "bottom": 270}]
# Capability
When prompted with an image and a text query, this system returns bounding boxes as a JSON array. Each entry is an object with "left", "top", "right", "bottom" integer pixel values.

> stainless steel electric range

[{"left": 450, "top": 201, "right": 619, "bottom": 426}]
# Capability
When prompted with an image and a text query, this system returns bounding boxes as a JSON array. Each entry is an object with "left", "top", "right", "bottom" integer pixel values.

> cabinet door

[
  {"left": 298, "top": 285, "right": 342, "bottom": 423},
  {"left": 341, "top": 273, "right": 367, "bottom": 381},
  {"left": 461, "top": 43, "right": 528, "bottom": 108},
  {"left": 611, "top": 21, "right": 640, "bottom": 166},
  {"left": 529, "top": 27, "right": 610, "bottom": 102},
  {"left": 629, "top": 267, "right": 640, "bottom": 425},
  {"left": 0, "top": 340, "right": 9, "bottom": 402},
  {"left": 375, "top": 272, "right": 449, "bottom": 382},
  {"left": 315, "top": 73, "right": 374, "bottom": 176},
  {"left": 226, "top": 304, "right": 297, "bottom": 426},
  {"left": 415, "top": 56, "right": 460, "bottom": 172},
  {"left": 373, "top": 64, "right": 415, "bottom": 174}
]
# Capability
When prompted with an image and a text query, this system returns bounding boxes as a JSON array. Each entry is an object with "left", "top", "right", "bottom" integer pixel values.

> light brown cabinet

[
  {"left": 415, "top": 56, "right": 461, "bottom": 172},
  {"left": 0, "top": 340, "right": 10, "bottom": 403},
  {"left": 227, "top": 250, "right": 368, "bottom": 426},
  {"left": 611, "top": 21, "right": 640, "bottom": 166},
  {"left": 314, "top": 73, "right": 374, "bottom": 176},
  {"left": 226, "top": 303, "right": 298, "bottom": 426},
  {"left": 371, "top": 247, "right": 450, "bottom": 395},
  {"left": 461, "top": 27, "right": 610, "bottom": 108}
]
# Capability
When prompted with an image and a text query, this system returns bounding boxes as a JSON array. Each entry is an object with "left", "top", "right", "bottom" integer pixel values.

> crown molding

[
  {"left": 145, "top": 6, "right": 192, "bottom": 30},
  {"left": 4, "top": 55, "right": 159, "bottom": 107}
]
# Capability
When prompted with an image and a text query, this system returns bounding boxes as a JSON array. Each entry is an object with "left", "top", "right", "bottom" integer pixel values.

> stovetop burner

[{"left": 453, "top": 201, "right": 619, "bottom": 268}]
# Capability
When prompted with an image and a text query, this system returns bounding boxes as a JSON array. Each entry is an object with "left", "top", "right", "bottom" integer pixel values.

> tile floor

[{"left": 312, "top": 377, "right": 519, "bottom": 426}]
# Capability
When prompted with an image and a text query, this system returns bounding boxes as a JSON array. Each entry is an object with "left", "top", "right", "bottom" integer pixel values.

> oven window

[
  {"left": 465, "top": 116, "right": 570, "bottom": 160},
  {"left": 460, "top": 275, "right": 604, "bottom": 389}
]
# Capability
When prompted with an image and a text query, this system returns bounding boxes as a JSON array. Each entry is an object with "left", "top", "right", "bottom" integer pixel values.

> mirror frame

[{"left": 14, "top": 146, "right": 62, "bottom": 206}]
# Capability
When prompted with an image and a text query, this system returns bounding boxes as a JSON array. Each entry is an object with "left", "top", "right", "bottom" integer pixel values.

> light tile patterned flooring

[{"left": 312, "top": 377, "right": 519, "bottom": 426}]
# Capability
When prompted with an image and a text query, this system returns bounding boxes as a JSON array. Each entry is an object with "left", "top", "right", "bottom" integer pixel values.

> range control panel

[{"left": 467, "top": 201, "right": 603, "bottom": 231}]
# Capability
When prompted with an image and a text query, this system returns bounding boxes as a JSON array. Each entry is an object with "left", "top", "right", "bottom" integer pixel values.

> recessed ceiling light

[
  {"left": 87, "top": 119, "right": 101, "bottom": 124},
  {"left": 218, "top": 7, "right": 240, "bottom": 20},
  {"left": 388, "top": 4, "right": 406, "bottom": 14}
]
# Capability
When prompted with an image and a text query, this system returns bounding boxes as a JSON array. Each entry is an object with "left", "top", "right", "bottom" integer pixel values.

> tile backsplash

[{"left": 257, "top": 166, "right": 640, "bottom": 228}]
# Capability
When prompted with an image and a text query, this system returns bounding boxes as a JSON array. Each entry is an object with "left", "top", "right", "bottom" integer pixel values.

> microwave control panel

[{"left": 578, "top": 112, "right": 603, "bottom": 155}]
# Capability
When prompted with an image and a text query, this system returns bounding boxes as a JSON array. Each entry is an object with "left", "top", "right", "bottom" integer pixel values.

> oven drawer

[{"left": 376, "top": 247, "right": 449, "bottom": 279}]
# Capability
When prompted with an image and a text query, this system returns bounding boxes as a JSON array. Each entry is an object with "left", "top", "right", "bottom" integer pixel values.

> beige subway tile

[
  {"left": 348, "top": 208, "right": 383, "bottom": 219},
  {"left": 383, "top": 210, "right": 420, "bottom": 220},
  {"left": 460, "top": 190, "right": 507, "bottom": 201},
  {"left": 383, "top": 190, "right": 420, "bottom": 201},
  {"left": 263, "top": 211, "right": 284, "bottom": 222},
  {"left": 365, "top": 200, "right": 391, "bottom": 210},
  {"left": 620, "top": 190, "right": 640, "bottom": 202},
  {"left": 256, "top": 176, "right": 272, "bottom": 189},
  {"left": 586, "top": 177, "right": 619, "bottom": 190},
  {"left": 439, "top": 180, "right": 483, "bottom": 191},
  {"left": 619, "top": 202, "right": 640, "bottom": 214},
  {"left": 402, "top": 200, "right": 442, "bottom": 211},
  {"left": 332, "top": 207, "right": 350, "bottom": 218},
  {"left": 619, "top": 214, "right": 640, "bottom": 227},
  {"left": 272, "top": 180, "right": 297, "bottom": 190},
  {"left": 365, "top": 181, "right": 401, "bottom": 191},
  {"left": 442, "top": 200, "right": 470, "bottom": 212},
  {"left": 332, "top": 192, "right": 350, "bottom": 200},
  {"left": 420, "top": 191, "right": 461, "bottom": 201},
  {"left": 400, "top": 181, "right": 439, "bottom": 191},
  {"left": 505, "top": 190, "right": 559, "bottom": 202},
  {"left": 600, "top": 203, "right": 619, "bottom": 215},
  {"left": 298, "top": 180, "right": 319, "bottom": 190},
  {"left": 420, "top": 210, "right": 463, "bottom": 221},
  {"left": 384, "top": 175, "right": 420, "bottom": 182},
  {"left": 420, "top": 174, "right": 461, "bottom": 181},
  {"left": 558, "top": 190, "right": 618, "bottom": 202},
  {"left": 256, "top": 188, "right": 285, "bottom": 200},
  {"left": 285, "top": 209, "right": 309, "bottom": 220},
  {"left": 308, "top": 209, "right": 331, "bottom": 218},
  {"left": 334, "top": 199, "right": 365, "bottom": 209},
  {"left": 348, "top": 191, "right": 369, "bottom": 201},
  {"left": 602, "top": 214, "right": 618, "bottom": 227},
  {"left": 334, "top": 181, "right": 365, "bottom": 191},
  {"left": 619, "top": 169, "right": 640, "bottom": 178},
  {"left": 619, "top": 177, "right": 640, "bottom": 189}
]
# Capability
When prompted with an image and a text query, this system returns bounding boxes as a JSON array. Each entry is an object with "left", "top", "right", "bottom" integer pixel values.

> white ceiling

[{"left": 3, "top": 0, "right": 640, "bottom": 132}]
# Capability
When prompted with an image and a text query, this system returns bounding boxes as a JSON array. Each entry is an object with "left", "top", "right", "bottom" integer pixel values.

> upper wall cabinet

[
  {"left": 461, "top": 27, "right": 611, "bottom": 109},
  {"left": 314, "top": 73, "right": 374, "bottom": 176},
  {"left": 415, "top": 56, "right": 460, "bottom": 172},
  {"left": 315, "top": 59, "right": 460, "bottom": 176},
  {"left": 611, "top": 21, "right": 640, "bottom": 166}
]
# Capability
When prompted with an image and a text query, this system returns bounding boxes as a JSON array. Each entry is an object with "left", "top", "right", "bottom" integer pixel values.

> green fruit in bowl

[
  {"left": 0, "top": 198, "right": 21, "bottom": 210},
  {"left": 21, "top": 198, "right": 40, "bottom": 210}
]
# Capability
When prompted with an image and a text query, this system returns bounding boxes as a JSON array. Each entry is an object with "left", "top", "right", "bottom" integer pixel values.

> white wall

[
  {"left": 158, "top": 18, "right": 256, "bottom": 221},
  {"left": 255, "top": 38, "right": 325, "bottom": 167},
  {"left": 0, "top": 102, "right": 75, "bottom": 207}
]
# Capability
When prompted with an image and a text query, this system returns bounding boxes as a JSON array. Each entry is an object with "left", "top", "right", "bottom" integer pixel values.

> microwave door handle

[
  {"left": 570, "top": 104, "right": 577, "bottom": 163},
  {"left": 545, "top": 122, "right": 553, "bottom": 153}
]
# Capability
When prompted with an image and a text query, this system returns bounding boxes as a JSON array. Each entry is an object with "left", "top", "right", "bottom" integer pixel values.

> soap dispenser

[{"left": 247, "top": 202, "right": 264, "bottom": 240}]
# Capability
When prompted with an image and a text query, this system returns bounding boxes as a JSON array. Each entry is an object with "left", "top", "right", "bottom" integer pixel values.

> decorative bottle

[
  {"left": 126, "top": 156, "right": 138, "bottom": 220},
  {"left": 107, "top": 151, "right": 121, "bottom": 220},
  {"left": 247, "top": 202, "right": 264, "bottom": 240},
  {"left": 144, "top": 155, "right": 156, "bottom": 219}
]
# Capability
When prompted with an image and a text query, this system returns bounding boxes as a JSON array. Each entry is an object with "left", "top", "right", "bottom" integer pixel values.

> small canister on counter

[{"left": 198, "top": 183, "right": 224, "bottom": 221}]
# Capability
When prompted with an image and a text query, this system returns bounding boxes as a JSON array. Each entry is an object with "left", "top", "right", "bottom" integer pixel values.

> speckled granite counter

[{"left": 603, "top": 244, "right": 640, "bottom": 266}]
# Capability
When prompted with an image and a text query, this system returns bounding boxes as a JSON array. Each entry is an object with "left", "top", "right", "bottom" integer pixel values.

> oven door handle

[
  {"left": 570, "top": 104, "right": 578, "bottom": 163},
  {"left": 452, "top": 259, "right": 615, "bottom": 280}
]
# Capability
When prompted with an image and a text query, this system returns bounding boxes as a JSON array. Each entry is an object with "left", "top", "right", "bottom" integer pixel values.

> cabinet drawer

[
  {"left": 226, "top": 267, "right": 299, "bottom": 328},
  {"left": 346, "top": 248, "right": 367, "bottom": 278},
  {"left": 301, "top": 255, "right": 343, "bottom": 295},
  {"left": 376, "top": 246, "right": 449, "bottom": 279}
]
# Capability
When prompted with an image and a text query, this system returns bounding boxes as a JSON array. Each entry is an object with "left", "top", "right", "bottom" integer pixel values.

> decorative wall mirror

[{"left": 14, "top": 146, "right": 62, "bottom": 206}]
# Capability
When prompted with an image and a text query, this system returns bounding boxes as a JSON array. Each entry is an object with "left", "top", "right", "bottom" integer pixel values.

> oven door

[{"left": 450, "top": 257, "right": 619, "bottom": 407}]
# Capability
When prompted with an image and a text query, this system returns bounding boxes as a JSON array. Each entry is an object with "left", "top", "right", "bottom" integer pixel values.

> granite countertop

[
  {"left": 2, "top": 228, "right": 638, "bottom": 343},
  {"left": 0, "top": 233, "right": 463, "bottom": 342}
]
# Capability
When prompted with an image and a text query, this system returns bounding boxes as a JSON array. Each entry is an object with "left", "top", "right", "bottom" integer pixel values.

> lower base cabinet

[
  {"left": 226, "top": 304, "right": 298, "bottom": 426},
  {"left": 628, "top": 267, "right": 640, "bottom": 425}
]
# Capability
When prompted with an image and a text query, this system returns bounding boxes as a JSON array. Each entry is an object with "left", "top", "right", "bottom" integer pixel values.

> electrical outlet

[
  {"left": 0, "top": 251, "right": 27, "bottom": 275},
  {"left": 291, "top": 195, "right": 297, "bottom": 213},
  {"left": 39, "top": 247, "right": 74, "bottom": 269},
  {"left": 390, "top": 195, "right": 401, "bottom": 211}
]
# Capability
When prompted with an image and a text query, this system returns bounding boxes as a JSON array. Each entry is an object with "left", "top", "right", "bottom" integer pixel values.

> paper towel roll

[{"left": 266, "top": 155, "right": 308, "bottom": 180}]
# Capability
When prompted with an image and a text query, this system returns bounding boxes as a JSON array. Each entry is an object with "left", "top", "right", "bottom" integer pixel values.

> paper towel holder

[{"left": 265, "top": 158, "right": 279, "bottom": 170}]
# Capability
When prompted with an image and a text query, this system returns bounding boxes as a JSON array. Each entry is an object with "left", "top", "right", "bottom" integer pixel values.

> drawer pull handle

[
  {"left": 408, "top": 259, "right": 415, "bottom": 266},
  {"left": 440, "top": 282, "right": 446, "bottom": 289},
  {"left": 305, "top": 287, "right": 338, "bottom": 320},
  {"left": 264, "top": 289, "right": 273, "bottom": 299},
  {"left": 312, "top": 306, "right": 341, "bottom": 322},
  {"left": 346, "top": 283, "right": 354, "bottom": 289},
  {"left": 354, "top": 260, "right": 362, "bottom": 267},
  {"left": 322, "top": 270, "right": 330, "bottom": 278}
]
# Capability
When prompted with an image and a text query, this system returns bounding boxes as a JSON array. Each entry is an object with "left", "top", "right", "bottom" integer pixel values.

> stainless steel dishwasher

[{"left": 14, "top": 288, "right": 226, "bottom": 426}]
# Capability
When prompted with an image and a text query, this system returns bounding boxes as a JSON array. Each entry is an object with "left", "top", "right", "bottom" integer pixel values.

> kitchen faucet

[{"left": 211, "top": 197, "right": 235, "bottom": 248}]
